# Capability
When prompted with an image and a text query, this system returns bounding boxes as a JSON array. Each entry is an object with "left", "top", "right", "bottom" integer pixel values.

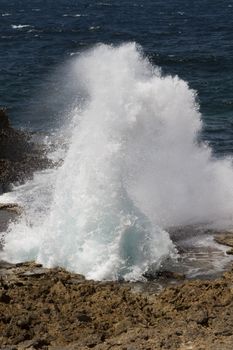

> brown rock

[
  {"left": 0, "top": 292, "right": 11, "bottom": 303},
  {"left": 0, "top": 203, "right": 23, "bottom": 215},
  {"left": 214, "top": 233, "right": 233, "bottom": 247},
  {"left": 76, "top": 313, "right": 92, "bottom": 323},
  {"left": 1, "top": 261, "right": 233, "bottom": 349}
]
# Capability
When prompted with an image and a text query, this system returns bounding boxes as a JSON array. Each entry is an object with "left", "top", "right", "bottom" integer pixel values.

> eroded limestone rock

[{"left": 1, "top": 261, "right": 233, "bottom": 349}]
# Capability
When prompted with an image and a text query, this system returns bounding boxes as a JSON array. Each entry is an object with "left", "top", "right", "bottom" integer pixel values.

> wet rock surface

[
  {"left": 1, "top": 261, "right": 233, "bottom": 349},
  {"left": 214, "top": 232, "right": 233, "bottom": 256},
  {"left": 1, "top": 109, "right": 233, "bottom": 348},
  {"left": 0, "top": 203, "right": 23, "bottom": 215},
  {"left": 0, "top": 108, "right": 51, "bottom": 193},
  {"left": 214, "top": 232, "right": 233, "bottom": 248}
]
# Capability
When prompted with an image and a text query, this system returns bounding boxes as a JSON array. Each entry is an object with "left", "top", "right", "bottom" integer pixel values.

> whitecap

[
  {"left": 11, "top": 24, "right": 32, "bottom": 30},
  {"left": 63, "top": 13, "right": 85, "bottom": 18},
  {"left": 89, "top": 26, "right": 100, "bottom": 30}
]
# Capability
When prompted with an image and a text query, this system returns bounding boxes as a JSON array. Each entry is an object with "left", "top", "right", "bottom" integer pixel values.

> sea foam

[
  {"left": 2, "top": 43, "right": 233, "bottom": 280},
  {"left": 11, "top": 24, "right": 31, "bottom": 29}
]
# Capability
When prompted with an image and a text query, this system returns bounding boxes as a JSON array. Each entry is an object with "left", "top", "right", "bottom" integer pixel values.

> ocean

[
  {"left": 1, "top": 0, "right": 233, "bottom": 155},
  {"left": 1, "top": 0, "right": 233, "bottom": 281}
]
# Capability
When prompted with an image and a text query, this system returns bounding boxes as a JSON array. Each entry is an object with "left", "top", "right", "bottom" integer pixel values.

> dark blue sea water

[
  {"left": 0, "top": 0, "right": 233, "bottom": 155},
  {"left": 2, "top": 0, "right": 233, "bottom": 281}
]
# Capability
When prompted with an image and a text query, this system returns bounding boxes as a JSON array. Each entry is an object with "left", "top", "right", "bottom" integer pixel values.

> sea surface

[
  {"left": 1, "top": 0, "right": 233, "bottom": 281},
  {"left": 0, "top": 0, "right": 233, "bottom": 155}
]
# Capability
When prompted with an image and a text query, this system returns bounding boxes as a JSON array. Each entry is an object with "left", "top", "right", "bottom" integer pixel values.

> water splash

[{"left": 2, "top": 43, "right": 233, "bottom": 280}]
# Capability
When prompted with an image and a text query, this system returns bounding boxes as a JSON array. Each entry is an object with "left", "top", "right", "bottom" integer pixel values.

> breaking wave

[{"left": 2, "top": 43, "right": 233, "bottom": 280}]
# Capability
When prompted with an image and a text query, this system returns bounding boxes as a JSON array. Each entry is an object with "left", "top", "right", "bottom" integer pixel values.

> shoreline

[
  {"left": 1, "top": 110, "right": 233, "bottom": 348},
  {"left": 0, "top": 109, "right": 51, "bottom": 194},
  {"left": 1, "top": 260, "right": 233, "bottom": 349}
]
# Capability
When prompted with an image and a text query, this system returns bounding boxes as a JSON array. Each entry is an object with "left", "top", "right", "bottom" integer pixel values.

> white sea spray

[{"left": 2, "top": 43, "right": 233, "bottom": 280}]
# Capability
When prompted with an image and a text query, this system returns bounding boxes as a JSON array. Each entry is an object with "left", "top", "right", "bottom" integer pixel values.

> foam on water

[
  {"left": 11, "top": 24, "right": 32, "bottom": 29},
  {"left": 2, "top": 43, "right": 233, "bottom": 280}
]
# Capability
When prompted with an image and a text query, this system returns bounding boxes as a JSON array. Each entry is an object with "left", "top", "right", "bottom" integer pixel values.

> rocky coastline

[
  {"left": 1, "top": 110, "right": 233, "bottom": 349},
  {"left": 1, "top": 260, "right": 233, "bottom": 350},
  {"left": 0, "top": 108, "right": 51, "bottom": 194}
]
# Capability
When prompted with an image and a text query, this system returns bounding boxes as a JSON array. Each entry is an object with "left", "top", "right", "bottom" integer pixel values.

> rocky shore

[
  {"left": 0, "top": 108, "right": 52, "bottom": 249},
  {"left": 1, "top": 260, "right": 233, "bottom": 350},
  {"left": 1, "top": 109, "right": 233, "bottom": 349},
  {"left": 0, "top": 108, "right": 51, "bottom": 193}
]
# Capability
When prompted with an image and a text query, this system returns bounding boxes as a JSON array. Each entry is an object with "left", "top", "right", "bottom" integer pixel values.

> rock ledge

[{"left": 1, "top": 261, "right": 233, "bottom": 349}]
